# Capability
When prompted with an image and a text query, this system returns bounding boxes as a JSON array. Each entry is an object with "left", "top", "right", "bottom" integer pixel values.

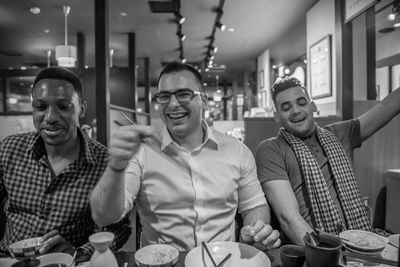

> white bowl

[
  {"left": 135, "top": 244, "right": 179, "bottom": 266},
  {"left": 36, "top": 252, "right": 74, "bottom": 267},
  {"left": 185, "top": 241, "right": 271, "bottom": 267},
  {"left": 8, "top": 237, "right": 47, "bottom": 259}
]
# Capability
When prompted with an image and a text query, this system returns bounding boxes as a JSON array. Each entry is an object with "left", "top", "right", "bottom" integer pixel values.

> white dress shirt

[{"left": 122, "top": 122, "right": 267, "bottom": 251}]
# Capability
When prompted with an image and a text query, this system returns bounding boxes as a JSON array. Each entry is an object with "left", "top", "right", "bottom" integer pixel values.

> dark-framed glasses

[{"left": 153, "top": 88, "right": 202, "bottom": 104}]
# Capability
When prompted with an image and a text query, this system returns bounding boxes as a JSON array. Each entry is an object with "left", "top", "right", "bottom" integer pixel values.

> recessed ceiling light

[
  {"left": 20, "top": 66, "right": 27, "bottom": 70},
  {"left": 30, "top": 7, "right": 41, "bottom": 15},
  {"left": 120, "top": 12, "right": 127, "bottom": 17},
  {"left": 85, "top": 65, "right": 89, "bottom": 69},
  {"left": 394, "top": 22, "right": 400, "bottom": 27},
  {"left": 228, "top": 28, "right": 235, "bottom": 32},
  {"left": 44, "top": 29, "right": 50, "bottom": 34}
]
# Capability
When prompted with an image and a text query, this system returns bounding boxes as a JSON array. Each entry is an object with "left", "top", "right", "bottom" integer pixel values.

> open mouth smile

[{"left": 167, "top": 111, "right": 188, "bottom": 120}]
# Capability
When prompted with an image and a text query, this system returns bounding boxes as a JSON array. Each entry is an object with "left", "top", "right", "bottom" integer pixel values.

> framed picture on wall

[
  {"left": 259, "top": 70, "right": 264, "bottom": 89},
  {"left": 309, "top": 35, "right": 332, "bottom": 100}
]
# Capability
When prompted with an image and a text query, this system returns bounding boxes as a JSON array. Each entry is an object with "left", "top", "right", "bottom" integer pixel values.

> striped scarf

[{"left": 279, "top": 126, "right": 371, "bottom": 234}]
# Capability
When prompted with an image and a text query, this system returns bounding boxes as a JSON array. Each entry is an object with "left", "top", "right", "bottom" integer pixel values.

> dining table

[
  {"left": 112, "top": 248, "right": 283, "bottom": 267},
  {"left": 109, "top": 236, "right": 399, "bottom": 267}
]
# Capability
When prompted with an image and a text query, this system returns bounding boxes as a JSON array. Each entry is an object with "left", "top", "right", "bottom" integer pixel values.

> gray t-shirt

[{"left": 255, "top": 119, "right": 362, "bottom": 243}]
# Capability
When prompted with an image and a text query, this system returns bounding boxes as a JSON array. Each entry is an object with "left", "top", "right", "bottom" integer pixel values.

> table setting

[{"left": 1, "top": 230, "right": 398, "bottom": 267}]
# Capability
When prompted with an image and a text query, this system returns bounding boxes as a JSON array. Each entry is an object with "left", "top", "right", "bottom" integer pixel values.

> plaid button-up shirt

[{"left": 0, "top": 129, "right": 131, "bottom": 254}]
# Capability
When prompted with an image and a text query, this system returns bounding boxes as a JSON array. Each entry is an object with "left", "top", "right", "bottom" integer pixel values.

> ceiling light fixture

[
  {"left": 388, "top": 0, "right": 400, "bottom": 21},
  {"left": 177, "top": 31, "right": 186, "bottom": 41},
  {"left": 175, "top": 12, "right": 186, "bottom": 24},
  {"left": 203, "top": 0, "right": 226, "bottom": 68},
  {"left": 172, "top": 0, "right": 187, "bottom": 62},
  {"left": 55, "top": 6, "right": 77, "bottom": 68},
  {"left": 216, "top": 21, "right": 226, "bottom": 31},
  {"left": 30, "top": 7, "right": 41, "bottom": 15}
]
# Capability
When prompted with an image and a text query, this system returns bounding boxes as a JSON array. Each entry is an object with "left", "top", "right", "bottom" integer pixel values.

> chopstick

[
  {"left": 217, "top": 253, "right": 232, "bottom": 267},
  {"left": 118, "top": 111, "right": 162, "bottom": 146},
  {"left": 341, "top": 251, "right": 398, "bottom": 266},
  {"left": 120, "top": 111, "right": 135, "bottom": 125},
  {"left": 202, "top": 241, "right": 217, "bottom": 267},
  {"left": 113, "top": 120, "right": 123, "bottom": 127}
]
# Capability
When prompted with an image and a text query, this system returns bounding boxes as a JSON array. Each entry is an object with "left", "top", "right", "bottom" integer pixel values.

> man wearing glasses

[{"left": 91, "top": 62, "right": 280, "bottom": 251}]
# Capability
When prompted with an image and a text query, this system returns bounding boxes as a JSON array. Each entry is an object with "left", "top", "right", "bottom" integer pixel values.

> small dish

[
  {"left": 36, "top": 252, "right": 74, "bottom": 267},
  {"left": 388, "top": 234, "right": 399, "bottom": 248},
  {"left": 344, "top": 245, "right": 383, "bottom": 256},
  {"left": 339, "top": 230, "right": 386, "bottom": 252},
  {"left": 8, "top": 237, "right": 48, "bottom": 259},
  {"left": 135, "top": 244, "right": 179, "bottom": 266}
]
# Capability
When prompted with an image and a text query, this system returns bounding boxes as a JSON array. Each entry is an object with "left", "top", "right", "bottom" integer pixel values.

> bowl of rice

[{"left": 135, "top": 244, "right": 179, "bottom": 267}]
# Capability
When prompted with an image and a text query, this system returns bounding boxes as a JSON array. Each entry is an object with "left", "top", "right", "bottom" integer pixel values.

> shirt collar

[
  {"left": 160, "top": 120, "right": 219, "bottom": 151},
  {"left": 28, "top": 128, "right": 98, "bottom": 165}
]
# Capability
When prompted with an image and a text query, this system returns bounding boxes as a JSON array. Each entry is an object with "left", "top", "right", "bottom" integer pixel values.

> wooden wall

[{"left": 353, "top": 100, "right": 400, "bottom": 228}]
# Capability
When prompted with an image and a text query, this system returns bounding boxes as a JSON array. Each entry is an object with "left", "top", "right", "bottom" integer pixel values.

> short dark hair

[
  {"left": 271, "top": 77, "right": 309, "bottom": 103},
  {"left": 33, "top": 67, "right": 83, "bottom": 100},
  {"left": 157, "top": 62, "right": 203, "bottom": 90}
]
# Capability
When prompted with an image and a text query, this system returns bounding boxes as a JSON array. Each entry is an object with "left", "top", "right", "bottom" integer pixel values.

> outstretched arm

[
  {"left": 358, "top": 87, "right": 400, "bottom": 142},
  {"left": 262, "top": 180, "right": 313, "bottom": 245},
  {"left": 90, "top": 125, "right": 154, "bottom": 227}
]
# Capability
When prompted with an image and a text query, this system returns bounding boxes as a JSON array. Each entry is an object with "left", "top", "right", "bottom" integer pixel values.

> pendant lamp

[{"left": 55, "top": 6, "right": 77, "bottom": 67}]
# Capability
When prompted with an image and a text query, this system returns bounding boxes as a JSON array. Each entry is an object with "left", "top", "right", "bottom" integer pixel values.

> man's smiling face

[
  {"left": 274, "top": 85, "right": 317, "bottom": 138},
  {"left": 157, "top": 70, "right": 205, "bottom": 139}
]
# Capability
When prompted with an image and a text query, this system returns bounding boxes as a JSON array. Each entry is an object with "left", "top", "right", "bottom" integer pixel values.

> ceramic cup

[
  {"left": 304, "top": 232, "right": 343, "bottom": 267},
  {"left": 280, "top": 244, "right": 306, "bottom": 267}
]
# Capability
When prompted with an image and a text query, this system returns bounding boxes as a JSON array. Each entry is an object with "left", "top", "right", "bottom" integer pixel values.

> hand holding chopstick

[
  {"left": 117, "top": 111, "right": 162, "bottom": 147},
  {"left": 107, "top": 116, "right": 157, "bottom": 171}
]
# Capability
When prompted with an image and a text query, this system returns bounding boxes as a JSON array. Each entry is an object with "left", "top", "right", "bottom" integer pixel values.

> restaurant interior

[{"left": 0, "top": 0, "right": 400, "bottom": 254}]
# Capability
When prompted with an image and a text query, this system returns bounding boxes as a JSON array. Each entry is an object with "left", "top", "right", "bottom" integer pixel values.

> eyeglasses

[{"left": 153, "top": 88, "right": 202, "bottom": 104}]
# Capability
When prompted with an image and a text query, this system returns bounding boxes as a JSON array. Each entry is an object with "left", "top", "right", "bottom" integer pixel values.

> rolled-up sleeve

[
  {"left": 237, "top": 144, "right": 267, "bottom": 214},
  {"left": 121, "top": 148, "right": 144, "bottom": 219}
]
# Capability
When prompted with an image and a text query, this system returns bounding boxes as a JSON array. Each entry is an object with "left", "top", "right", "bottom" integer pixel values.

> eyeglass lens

[{"left": 155, "top": 89, "right": 196, "bottom": 104}]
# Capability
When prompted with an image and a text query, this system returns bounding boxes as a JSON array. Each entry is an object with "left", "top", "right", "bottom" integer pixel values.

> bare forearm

[
  {"left": 359, "top": 87, "right": 400, "bottom": 141},
  {"left": 90, "top": 167, "right": 126, "bottom": 226},
  {"left": 242, "top": 205, "right": 270, "bottom": 226},
  {"left": 279, "top": 212, "right": 313, "bottom": 245}
]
